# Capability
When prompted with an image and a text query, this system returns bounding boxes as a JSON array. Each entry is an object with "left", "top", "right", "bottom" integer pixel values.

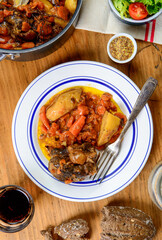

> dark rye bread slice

[
  {"left": 100, "top": 234, "right": 149, "bottom": 240},
  {"left": 101, "top": 206, "right": 156, "bottom": 240},
  {"left": 54, "top": 219, "right": 89, "bottom": 240}
]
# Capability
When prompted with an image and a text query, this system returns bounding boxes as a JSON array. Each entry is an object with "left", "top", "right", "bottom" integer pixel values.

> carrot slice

[
  {"left": 67, "top": 116, "right": 74, "bottom": 128},
  {"left": 3, "top": 10, "right": 13, "bottom": 17},
  {"left": 39, "top": 106, "right": 50, "bottom": 130},
  {"left": 96, "top": 105, "right": 106, "bottom": 115},
  {"left": 65, "top": 179, "right": 73, "bottom": 184},
  {"left": 101, "top": 93, "right": 112, "bottom": 101},
  {"left": 22, "top": 22, "right": 31, "bottom": 32},
  {"left": 69, "top": 116, "right": 86, "bottom": 137},
  {"left": 0, "top": 43, "right": 13, "bottom": 49},
  {"left": 36, "top": 22, "right": 52, "bottom": 35},
  {"left": 57, "top": 168, "right": 61, "bottom": 175},
  {"left": 17, "top": 6, "right": 32, "bottom": 17},
  {"left": 47, "top": 16, "right": 54, "bottom": 23},
  {"left": 50, "top": 6, "right": 69, "bottom": 21},
  {"left": 0, "top": 35, "right": 11, "bottom": 43},
  {"left": 57, "top": 6, "right": 69, "bottom": 21},
  {"left": 21, "top": 42, "right": 35, "bottom": 49},
  {"left": 0, "top": 11, "right": 4, "bottom": 23},
  {"left": 31, "top": 0, "right": 44, "bottom": 10},
  {"left": 41, "top": 124, "right": 48, "bottom": 134},
  {"left": 0, "top": 26, "right": 8, "bottom": 35},
  {"left": 78, "top": 105, "right": 89, "bottom": 115},
  {"left": 1, "top": 2, "right": 11, "bottom": 7},
  {"left": 48, "top": 122, "right": 59, "bottom": 136}
]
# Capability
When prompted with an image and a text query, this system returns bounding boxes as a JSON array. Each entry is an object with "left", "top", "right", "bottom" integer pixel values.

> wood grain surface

[{"left": 0, "top": 29, "right": 162, "bottom": 240}]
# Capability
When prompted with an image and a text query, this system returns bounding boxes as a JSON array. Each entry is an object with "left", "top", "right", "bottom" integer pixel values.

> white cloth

[{"left": 76, "top": 0, "right": 162, "bottom": 45}]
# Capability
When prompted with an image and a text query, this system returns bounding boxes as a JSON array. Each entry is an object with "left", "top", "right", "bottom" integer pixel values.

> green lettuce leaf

[
  {"left": 112, "top": 0, "right": 131, "bottom": 18},
  {"left": 147, "top": 3, "right": 162, "bottom": 14},
  {"left": 112, "top": 0, "right": 162, "bottom": 18}
]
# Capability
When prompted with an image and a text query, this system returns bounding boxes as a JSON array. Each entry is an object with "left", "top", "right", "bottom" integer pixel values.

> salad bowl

[{"left": 108, "top": 0, "right": 162, "bottom": 25}]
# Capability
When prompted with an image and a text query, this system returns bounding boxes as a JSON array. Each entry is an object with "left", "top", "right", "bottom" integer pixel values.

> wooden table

[{"left": 0, "top": 29, "right": 162, "bottom": 240}]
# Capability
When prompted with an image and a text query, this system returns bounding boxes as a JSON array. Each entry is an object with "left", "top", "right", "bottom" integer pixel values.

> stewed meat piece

[
  {"left": 68, "top": 143, "right": 97, "bottom": 165},
  {"left": 47, "top": 143, "right": 98, "bottom": 183}
]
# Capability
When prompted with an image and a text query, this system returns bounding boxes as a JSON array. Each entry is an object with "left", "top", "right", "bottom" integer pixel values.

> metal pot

[{"left": 0, "top": 0, "right": 83, "bottom": 61}]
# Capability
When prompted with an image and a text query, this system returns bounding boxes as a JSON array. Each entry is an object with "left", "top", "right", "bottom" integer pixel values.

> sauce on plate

[{"left": 37, "top": 86, "right": 126, "bottom": 161}]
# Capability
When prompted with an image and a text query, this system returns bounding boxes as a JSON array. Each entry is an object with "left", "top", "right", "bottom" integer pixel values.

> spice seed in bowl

[{"left": 107, "top": 33, "right": 137, "bottom": 64}]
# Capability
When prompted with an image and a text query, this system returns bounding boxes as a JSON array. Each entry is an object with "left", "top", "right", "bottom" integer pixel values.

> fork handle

[{"left": 119, "top": 77, "right": 158, "bottom": 140}]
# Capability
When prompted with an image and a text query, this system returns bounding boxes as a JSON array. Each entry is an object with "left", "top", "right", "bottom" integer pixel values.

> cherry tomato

[{"left": 129, "top": 3, "right": 148, "bottom": 20}]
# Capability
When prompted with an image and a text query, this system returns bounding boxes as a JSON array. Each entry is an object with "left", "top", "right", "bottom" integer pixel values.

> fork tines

[{"left": 92, "top": 148, "right": 116, "bottom": 184}]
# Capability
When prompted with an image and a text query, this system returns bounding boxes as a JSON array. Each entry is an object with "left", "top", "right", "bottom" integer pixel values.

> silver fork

[{"left": 92, "top": 77, "right": 158, "bottom": 184}]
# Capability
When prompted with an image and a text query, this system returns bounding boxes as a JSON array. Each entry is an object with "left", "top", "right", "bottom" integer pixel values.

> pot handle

[
  {"left": 0, "top": 53, "right": 7, "bottom": 61},
  {"left": 0, "top": 53, "right": 20, "bottom": 61}
]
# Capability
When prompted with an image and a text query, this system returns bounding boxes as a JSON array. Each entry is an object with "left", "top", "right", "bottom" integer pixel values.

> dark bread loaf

[
  {"left": 101, "top": 206, "right": 156, "bottom": 240},
  {"left": 54, "top": 219, "right": 89, "bottom": 240}
]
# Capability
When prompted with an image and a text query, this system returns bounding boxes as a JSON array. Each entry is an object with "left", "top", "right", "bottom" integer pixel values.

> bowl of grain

[{"left": 107, "top": 33, "right": 137, "bottom": 64}]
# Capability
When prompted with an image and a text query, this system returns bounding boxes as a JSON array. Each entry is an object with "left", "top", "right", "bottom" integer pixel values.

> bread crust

[
  {"left": 100, "top": 206, "right": 156, "bottom": 240},
  {"left": 54, "top": 219, "right": 89, "bottom": 240}
]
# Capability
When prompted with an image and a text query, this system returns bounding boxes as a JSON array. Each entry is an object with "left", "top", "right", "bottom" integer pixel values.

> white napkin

[{"left": 76, "top": 0, "right": 162, "bottom": 45}]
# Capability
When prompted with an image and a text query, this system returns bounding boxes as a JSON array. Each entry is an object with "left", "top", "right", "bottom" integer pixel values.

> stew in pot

[{"left": 0, "top": 0, "right": 77, "bottom": 49}]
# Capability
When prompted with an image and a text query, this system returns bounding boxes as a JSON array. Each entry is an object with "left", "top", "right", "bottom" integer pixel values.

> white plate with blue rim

[{"left": 12, "top": 61, "right": 153, "bottom": 202}]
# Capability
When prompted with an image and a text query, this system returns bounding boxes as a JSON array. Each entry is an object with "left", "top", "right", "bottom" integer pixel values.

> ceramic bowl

[
  {"left": 108, "top": 0, "right": 162, "bottom": 26},
  {"left": 148, "top": 162, "right": 162, "bottom": 210},
  {"left": 107, "top": 33, "right": 137, "bottom": 64}
]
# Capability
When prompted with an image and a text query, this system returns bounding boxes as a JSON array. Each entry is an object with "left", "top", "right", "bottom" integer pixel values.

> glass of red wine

[{"left": 0, "top": 185, "right": 35, "bottom": 233}]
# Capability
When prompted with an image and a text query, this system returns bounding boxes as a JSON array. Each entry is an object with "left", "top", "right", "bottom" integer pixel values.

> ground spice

[{"left": 110, "top": 36, "right": 134, "bottom": 61}]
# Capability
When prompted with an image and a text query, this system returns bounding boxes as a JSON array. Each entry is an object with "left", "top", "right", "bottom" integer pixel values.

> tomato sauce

[{"left": 37, "top": 86, "right": 127, "bottom": 160}]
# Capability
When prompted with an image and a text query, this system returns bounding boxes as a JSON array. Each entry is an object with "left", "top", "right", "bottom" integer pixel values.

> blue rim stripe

[{"left": 28, "top": 77, "right": 137, "bottom": 187}]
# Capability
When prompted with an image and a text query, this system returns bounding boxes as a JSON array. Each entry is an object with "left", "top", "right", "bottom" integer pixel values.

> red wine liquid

[{"left": 0, "top": 188, "right": 30, "bottom": 224}]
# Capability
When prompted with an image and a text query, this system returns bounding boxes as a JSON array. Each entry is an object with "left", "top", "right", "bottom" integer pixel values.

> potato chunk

[
  {"left": 65, "top": 0, "right": 77, "bottom": 14},
  {"left": 54, "top": 17, "right": 69, "bottom": 28},
  {"left": 97, "top": 111, "right": 121, "bottom": 146},
  {"left": 38, "top": 0, "right": 53, "bottom": 12},
  {"left": 46, "top": 88, "right": 82, "bottom": 121}
]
